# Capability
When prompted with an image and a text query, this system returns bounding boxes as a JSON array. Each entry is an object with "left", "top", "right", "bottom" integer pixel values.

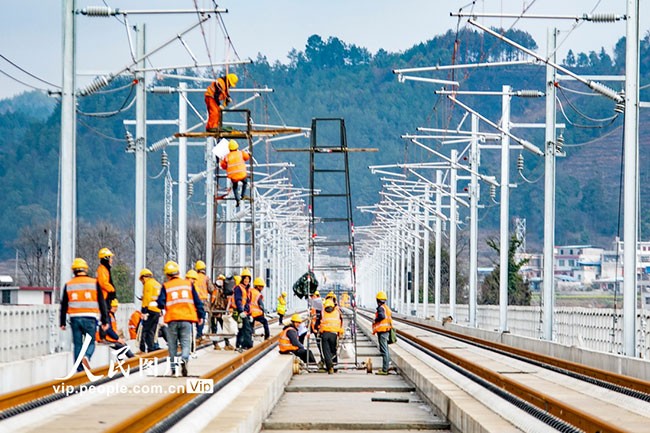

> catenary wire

[{"left": 0, "top": 53, "right": 61, "bottom": 88}]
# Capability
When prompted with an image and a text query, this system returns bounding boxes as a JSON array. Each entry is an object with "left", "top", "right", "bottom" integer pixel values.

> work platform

[{"left": 173, "top": 127, "right": 303, "bottom": 139}]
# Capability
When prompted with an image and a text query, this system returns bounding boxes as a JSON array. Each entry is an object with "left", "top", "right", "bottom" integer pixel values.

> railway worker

[
  {"left": 100, "top": 299, "right": 135, "bottom": 358},
  {"left": 128, "top": 309, "right": 141, "bottom": 340},
  {"left": 372, "top": 291, "right": 393, "bottom": 375},
  {"left": 234, "top": 268, "right": 253, "bottom": 350},
  {"left": 186, "top": 269, "right": 208, "bottom": 345},
  {"left": 211, "top": 274, "right": 234, "bottom": 350},
  {"left": 139, "top": 268, "right": 162, "bottom": 352},
  {"left": 204, "top": 73, "right": 238, "bottom": 132},
  {"left": 60, "top": 258, "right": 109, "bottom": 372},
  {"left": 157, "top": 261, "right": 205, "bottom": 377},
  {"left": 249, "top": 277, "right": 270, "bottom": 340},
  {"left": 279, "top": 314, "right": 316, "bottom": 364},
  {"left": 194, "top": 260, "right": 214, "bottom": 343},
  {"left": 220, "top": 140, "right": 250, "bottom": 208},
  {"left": 276, "top": 291, "right": 287, "bottom": 324},
  {"left": 96, "top": 247, "right": 116, "bottom": 308},
  {"left": 319, "top": 298, "right": 344, "bottom": 374}
]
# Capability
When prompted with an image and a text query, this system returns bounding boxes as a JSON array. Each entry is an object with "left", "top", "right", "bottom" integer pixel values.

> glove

[
  {"left": 240, "top": 312, "right": 247, "bottom": 319},
  {"left": 226, "top": 96, "right": 233, "bottom": 106}
]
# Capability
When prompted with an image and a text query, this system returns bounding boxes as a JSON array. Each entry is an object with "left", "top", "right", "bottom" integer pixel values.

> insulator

[
  {"left": 80, "top": 6, "right": 114, "bottom": 16},
  {"left": 124, "top": 131, "right": 136, "bottom": 153},
  {"left": 161, "top": 151, "right": 169, "bottom": 168},
  {"left": 584, "top": 13, "right": 620, "bottom": 23},
  {"left": 614, "top": 91, "right": 625, "bottom": 114},
  {"left": 556, "top": 134, "right": 565, "bottom": 153},
  {"left": 489, "top": 184, "right": 496, "bottom": 199},
  {"left": 516, "top": 90, "right": 544, "bottom": 98},
  {"left": 149, "top": 136, "right": 174, "bottom": 152},
  {"left": 187, "top": 183, "right": 194, "bottom": 197},
  {"left": 79, "top": 75, "right": 111, "bottom": 96},
  {"left": 517, "top": 154, "right": 524, "bottom": 171},
  {"left": 150, "top": 86, "right": 176, "bottom": 94},
  {"left": 589, "top": 80, "right": 622, "bottom": 102}
]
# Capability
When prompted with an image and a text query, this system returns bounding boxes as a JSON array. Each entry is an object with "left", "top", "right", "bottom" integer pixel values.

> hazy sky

[{"left": 0, "top": 0, "right": 647, "bottom": 100}]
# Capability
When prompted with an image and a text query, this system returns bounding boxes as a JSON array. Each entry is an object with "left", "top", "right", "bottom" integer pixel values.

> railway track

[{"left": 358, "top": 310, "right": 650, "bottom": 433}]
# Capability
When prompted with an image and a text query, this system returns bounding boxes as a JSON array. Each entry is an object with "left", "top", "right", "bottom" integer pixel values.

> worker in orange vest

[
  {"left": 128, "top": 310, "right": 141, "bottom": 340},
  {"left": 204, "top": 73, "right": 238, "bottom": 132},
  {"left": 60, "top": 258, "right": 109, "bottom": 372},
  {"left": 278, "top": 314, "right": 316, "bottom": 363},
  {"left": 319, "top": 298, "right": 344, "bottom": 374},
  {"left": 97, "top": 299, "right": 135, "bottom": 358},
  {"left": 156, "top": 261, "right": 205, "bottom": 377},
  {"left": 234, "top": 268, "right": 253, "bottom": 350},
  {"left": 249, "top": 277, "right": 270, "bottom": 340},
  {"left": 193, "top": 260, "right": 214, "bottom": 343},
  {"left": 185, "top": 269, "right": 206, "bottom": 345},
  {"left": 220, "top": 140, "right": 250, "bottom": 208},
  {"left": 139, "top": 268, "right": 162, "bottom": 352},
  {"left": 372, "top": 291, "right": 393, "bottom": 375},
  {"left": 96, "top": 247, "right": 116, "bottom": 308}
]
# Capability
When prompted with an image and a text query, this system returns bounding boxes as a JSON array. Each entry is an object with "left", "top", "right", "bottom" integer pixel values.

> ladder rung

[
  {"left": 311, "top": 241, "right": 352, "bottom": 247},
  {"left": 217, "top": 220, "right": 254, "bottom": 224},
  {"left": 312, "top": 266, "right": 352, "bottom": 271},
  {"left": 314, "top": 193, "right": 347, "bottom": 198},
  {"left": 213, "top": 242, "right": 255, "bottom": 246},
  {"left": 317, "top": 217, "right": 349, "bottom": 222},
  {"left": 313, "top": 169, "right": 346, "bottom": 173}
]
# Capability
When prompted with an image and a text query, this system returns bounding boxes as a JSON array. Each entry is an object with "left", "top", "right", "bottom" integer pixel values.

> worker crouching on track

[
  {"left": 98, "top": 299, "right": 135, "bottom": 358},
  {"left": 250, "top": 277, "right": 270, "bottom": 340},
  {"left": 319, "top": 298, "right": 344, "bottom": 374},
  {"left": 60, "top": 258, "right": 109, "bottom": 372},
  {"left": 157, "top": 261, "right": 205, "bottom": 377},
  {"left": 279, "top": 314, "right": 316, "bottom": 363},
  {"left": 372, "top": 291, "right": 393, "bottom": 375}
]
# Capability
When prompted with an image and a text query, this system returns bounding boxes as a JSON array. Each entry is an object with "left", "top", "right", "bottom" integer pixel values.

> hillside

[{"left": 1, "top": 28, "right": 649, "bottom": 260}]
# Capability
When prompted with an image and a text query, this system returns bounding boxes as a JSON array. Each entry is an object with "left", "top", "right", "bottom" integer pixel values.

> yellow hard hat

[
  {"left": 139, "top": 268, "right": 153, "bottom": 279},
  {"left": 234, "top": 275, "right": 242, "bottom": 285},
  {"left": 195, "top": 260, "right": 206, "bottom": 271},
  {"left": 226, "top": 73, "right": 238, "bottom": 87},
  {"left": 217, "top": 274, "right": 226, "bottom": 280},
  {"left": 312, "top": 290, "right": 320, "bottom": 297},
  {"left": 163, "top": 261, "right": 180, "bottom": 275},
  {"left": 376, "top": 291, "right": 388, "bottom": 301},
  {"left": 281, "top": 291, "right": 287, "bottom": 297},
  {"left": 71, "top": 258, "right": 89, "bottom": 271},
  {"left": 323, "top": 298, "right": 335, "bottom": 308},
  {"left": 110, "top": 299, "right": 119, "bottom": 308},
  {"left": 290, "top": 313, "right": 302, "bottom": 323},
  {"left": 326, "top": 291, "right": 337, "bottom": 300},
  {"left": 253, "top": 277, "right": 265, "bottom": 287},
  {"left": 98, "top": 248, "right": 113, "bottom": 259},
  {"left": 228, "top": 140, "right": 239, "bottom": 151},
  {"left": 240, "top": 268, "right": 252, "bottom": 278},
  {"left": 185, "top": 269, "right": 199, "bottom": 280}
]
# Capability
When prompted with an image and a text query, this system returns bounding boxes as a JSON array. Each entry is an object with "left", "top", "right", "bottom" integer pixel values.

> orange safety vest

[
  {"left": 96, "top": 311, "right": 119, "bottom": 342},
  {"left": 372, "top": 304, "right": 392, "bottom": 334},
  {"left": 163, "top": 277, "right": 199, "bottom": 323},
  {"left": 66, "top": 275, "right": 100, "bottom": 319},
  {"left": 249, "top": 287, "right": 264, "bottom": 318},
  {"left": 205, "top": 77, "right": 228, "bottom": 102},
  {"left": 220, "top": 150, "right": 250, "bottom": 182},
  {"left": 96, "top": 264, "right": 115, "bottom": 302},
  {"left": 279, "top": 327, "right": 298, "bottom": 353},
  {"left": 319, "top": 308, "right": 343, "bottom": 335},
  {"left": 230, "top": 284, "right": 249, "bottom": 313},
  {"left": 194, "top": 275, "right": 209, "bottom": 301},
  {"left": 128, "top": 310, "right": 141, "bottom": 340}
]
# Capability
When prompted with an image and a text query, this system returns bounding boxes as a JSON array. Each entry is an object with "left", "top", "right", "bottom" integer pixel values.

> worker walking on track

[
  {"left": 220, "top": 140, "right": 250, "bottom": 208},
  {"left": 139, "top": 268, "right": 162, "bottom": 352},
  {"left": 279, "top": 314, "right": 316, "bottom": 363},
  {"left": 96, "top": 247, "right": 116, "bottom": 308},
  {"left": 372, "top": 291, "right": 393, "bottom": 375},
  {"left": 204, "top": 73, "right": 238, "bottom": 132},
  {"left": 157, "top": 261, "right": 205, "bottom": 377},
  {"left": 319, "top": 298, "right": 344, "bottom": 374},
  {"left": 276, "top": 291, "right": 287, "bottom": 324},
  {"left": 234, "top": 268, "right": 253, "bottom": 350},
  {"left": 250, "top": 277, "right": 270, "bottom": 340},
  {"left": 186, "top": 269, "right": 207, "bottom": 345},
  {"left": 194, "top": 260, "right": 214, "bottom": 343},
  {"left": 60, "top": 258, "right": 109, "bottom": 372}
]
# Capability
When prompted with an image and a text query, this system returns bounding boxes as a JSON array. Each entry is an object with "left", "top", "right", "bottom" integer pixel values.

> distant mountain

[{"left": 0, "top": 91, "right": 56, "bottom": 121}]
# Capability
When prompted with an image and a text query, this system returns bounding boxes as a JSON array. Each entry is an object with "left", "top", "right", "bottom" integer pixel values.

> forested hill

[{"left": 1, "top": 28, "right": 649, "bottom": 258}]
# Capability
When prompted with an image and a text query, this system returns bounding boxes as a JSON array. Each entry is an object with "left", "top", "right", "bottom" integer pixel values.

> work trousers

[
  {"left": 252, "top": 315, "right": 270, "bottom": 340},
  {"left": 167, "top": 321, "right": 192, "bottom": 370},
  {"left": 140, "top": 311, "right": 160, "bottom": 352},
  {"left": 377, "top": 331, "right": 391, "bottom": 372},
  {"left": 320, "top": 332, "right": 338, "bottom": 371},
  {"left": 71, "top": 317, "right": 97, "bottom": 372}
]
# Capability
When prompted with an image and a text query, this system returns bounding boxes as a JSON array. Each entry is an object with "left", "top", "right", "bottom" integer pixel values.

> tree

[
  {"left": 12, "top": 221, "right": 57, "bottom": 286},
  {"left": 564, "top": 49, "right": 576, "bottom": 67},
  {"left": 478, "top": 235, "right": 531, "bottom": 306}
]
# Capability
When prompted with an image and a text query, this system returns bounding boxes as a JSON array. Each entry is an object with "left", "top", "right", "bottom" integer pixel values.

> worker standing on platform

[
  {"left": 60, "top": 258, "right": 109, "bottom": 372},
  {"left": 234, "top": 268, "right": 253, "bottom": 350},
  {"left": 212, "top": 274, "right": 234, "bottom": 350},
  {"left": 276, "top": 291, "right": 287, "bottom": 324},
  {"left": 372, "top": 291, "right": 393, "bottom": 375},
  {"left": 99, "top": 299, "right": 135, "bottom": 358},
  {"left": 220, "top": 140, "right": 250, "bottom": 208},
  {"left": 128, "top": 309, "right": 141, "bottom": 340},
  {"left": 204, "top": 73, "right": 238, "bottom": 132},
  {"left": 157, "top": 261, "right": 205, "bottom": 377},
  {"left": 279, "top": 314, "right": 316, "bottom": 363},
  {"left": 194, "top": 260, "right": 214, "bottom": 343},
  {"left": 139, "top": 268, "right": 162, "bottom": 352},
  {"left": 250, "top": 277, "right": 270, "bottom": 340},
  {"left": 319, "top": 298, "right": 344, "bottom": 374},
  {"left": 96, "top": 248, "right": 116, "bottom": 308}
]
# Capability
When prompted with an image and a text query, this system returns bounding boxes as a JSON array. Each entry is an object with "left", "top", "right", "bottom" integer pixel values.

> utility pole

[
  {"left": 469, "top": 113, "right": 480, "bottom": 327},
  {"left": 422, "top": 184, "right": 431, "bottom": 318},
  {"left": 133, "top": 24, "right": 147, "bottom": 299},
  {"left": 60, "top": 0, "right": 76, "bottom": 291},
  {"left": 623, "top": 0, "right": 640, "bottom": 357},
  {"left": 543, "top": 28, "right": 558, "bottom": 340},
  {"left": 449, "top": 150, "right": 458, "bottom": 320},
  {"left": 205, "top": 137, "right": 215, "bottom": 277},
  {"left": 499, "top": 85, "right": 512, "bottom": 332},
  {"left": 434, "top": 170, "right": 443, "bottom": 320},
  {"left": 178, "top": 82, "right": 188, "bottom": 272}
]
